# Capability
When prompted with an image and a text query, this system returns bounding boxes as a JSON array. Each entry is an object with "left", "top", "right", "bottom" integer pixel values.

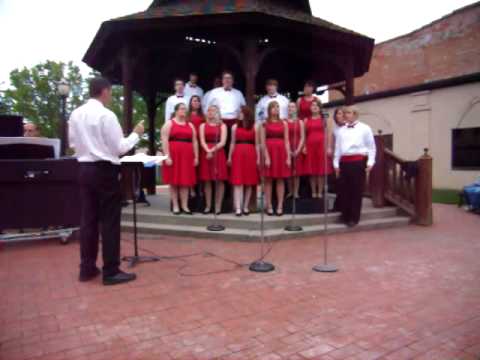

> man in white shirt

[
  {"left": 184, "top": 73, "right": 204, "bottom": 99},
  {"left": 202, "top": 77, "right": 221, "bottom": 112},
  {"left": 69, "top": 77, "right": 144, "bottom": 285},
  {"left": 333, "top": 105, "right": 376, "bottom": 227},
  {"left": 206, "top": 71, "right": 246, "bottom": 129},
  {"left": 165, "top": 79, "right": 190, "bottom": 122},
  {"left": 255, "top": 79, "right": 290, "bottom": 122}
]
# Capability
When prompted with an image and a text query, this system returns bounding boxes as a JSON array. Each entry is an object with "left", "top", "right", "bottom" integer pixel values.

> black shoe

[
  {"left": 203, "top": 208, "right": 211, "bottom": 215},
  {"left": 276, "top": 210, "right": 284, "bottom": 217},
  {"left": 235, "top": 210, "right": 242, "bottom": 217},
  {"left": 266, "top": 209, "right": 274, "bottom": 216},
  {"left": 243, "top": 210, "right": 250, "bottom": 216},
  {"left": 346, "top": 221, "right": 357, "bottom": 228},
  {"left": 79, "top": 267, "right": 101, "bottom": 282},
  {"left": 173, "top": 209, "right": 181, "bottom": 215},
  {"left": 182, "top": 209, "right": 193, "bottom": 215},
  {"left": 103, "top": 270, "right": 137, "bottom": 286}
]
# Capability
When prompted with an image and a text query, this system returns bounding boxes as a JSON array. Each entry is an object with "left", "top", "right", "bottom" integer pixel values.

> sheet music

[
  {"left": 0, "top": 137, "right": 60, "bottom": 158},
  {"left": 120, "top": 153, "right": 168, "bottom": 167}
]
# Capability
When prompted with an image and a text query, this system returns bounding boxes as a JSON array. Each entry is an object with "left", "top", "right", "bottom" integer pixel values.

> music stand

[{"left": 121, "top": 162, "right": 160, "bottom": 267}]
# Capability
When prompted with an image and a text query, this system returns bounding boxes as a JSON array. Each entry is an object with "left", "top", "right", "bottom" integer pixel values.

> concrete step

[
  {"left": 121, "top": 215, "right": 411, "bottom": 242},
  {"left": 122, "top": 206, "right": 400, "bottom": 231}
]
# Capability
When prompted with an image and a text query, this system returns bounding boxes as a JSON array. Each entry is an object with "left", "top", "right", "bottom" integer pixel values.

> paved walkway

[{"left": 1, "top": 205, "right": 479, "bottom": 360}]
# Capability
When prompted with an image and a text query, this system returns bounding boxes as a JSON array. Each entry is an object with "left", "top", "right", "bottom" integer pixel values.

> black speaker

[{"left": 0, "top": 115, "right": 23, "bottom": 137}]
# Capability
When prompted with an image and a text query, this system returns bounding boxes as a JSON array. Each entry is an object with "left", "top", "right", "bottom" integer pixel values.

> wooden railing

[{"left": 370, "top": 131, "right": 433, "bottom": 226}]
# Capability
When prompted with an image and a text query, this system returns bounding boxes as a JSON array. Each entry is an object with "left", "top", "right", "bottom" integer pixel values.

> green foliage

[
  {"left": 2, "top": 61, "right": 166, "bottom": 150},
  {"left": 4, "top": 61, "right": 85, "bottom": 138},
  {"left": 432, "top": 188, "right": 460, "bottom": 205}
]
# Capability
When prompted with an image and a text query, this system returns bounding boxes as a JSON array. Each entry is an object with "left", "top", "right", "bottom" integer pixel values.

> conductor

[{"left": 69, "top": 77, "right": 145, "bottom": 285}]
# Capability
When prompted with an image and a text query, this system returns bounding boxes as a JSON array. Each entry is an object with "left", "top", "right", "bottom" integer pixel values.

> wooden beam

[
  {"left": 243, "top": 37, "right": 258, "bottom": 109},
  {"left": 344, "top": 56, "right": 355, "bottom": 105},
  {"left": 121, "top": 45, "right": 134, "bottom": 133},
  {"left": 415, "top": 148, "right": 433, "bottom": 226}
]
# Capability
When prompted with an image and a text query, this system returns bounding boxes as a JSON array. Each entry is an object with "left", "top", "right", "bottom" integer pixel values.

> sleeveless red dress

[
  {"left": 189, "top": 112, "right": 204, "bottom": 133},
  {"left": 288, "top": 120, "right": 306, "bottom": 176},
  {"left": 163, "top": 120, "right": 196, "bottom": 186},
  {"left": 230, "top": 126, "right": 258, "bottom": 186},
  {"left": 304, "top": 117, "right": 333, "bottom": 176},
  {"left": 199, "top": 123, "right": 228, "bottom": 181},
  {"left": 298, "top": 96, "right": 316, "bottom": 120},
  {"left": 263, "top": 121, "right": 291, "bottom": 179}
]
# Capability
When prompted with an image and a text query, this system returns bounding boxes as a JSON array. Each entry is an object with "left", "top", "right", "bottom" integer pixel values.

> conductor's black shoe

[
  {"left": 79, "top": 267, "right": 101, "bottom": 282},
  {"left": 103, "top": 271, "right": 137, "bottom": 286},
  {"left": 346, "top": 221, "right": 358, "bottom": 228}
]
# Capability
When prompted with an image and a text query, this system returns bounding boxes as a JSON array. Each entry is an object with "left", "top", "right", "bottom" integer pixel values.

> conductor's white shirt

[
  {"left": 165, "top": 94, "right": 190, "bottom": 122},
  {"left": 206, "top": 87, "right": 246, "bottom": 120},
  {"left": 333, "top": 121, "right": 376, "bottom": 169},
  {"left": 255, "top": 93, "right": 290, "bottom": 122},
  {"left": 185, "top": 82, "right": 204, "bottom": 99},
  {"left": 68, "top": 99, "right": 139, "bottom": 165}
]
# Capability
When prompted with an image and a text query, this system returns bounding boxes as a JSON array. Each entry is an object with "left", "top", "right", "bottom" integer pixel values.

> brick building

[{"left": 327, "top": 2, "right": 480, "bottom": 189}]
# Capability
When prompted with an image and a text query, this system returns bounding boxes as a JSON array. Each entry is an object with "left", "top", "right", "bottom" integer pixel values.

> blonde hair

[
  {"left": 344, "top": 105, "right": 359, "bottom": 116},
  {"left": 207, "top": 105, "right": 221, "bottom": 123}
]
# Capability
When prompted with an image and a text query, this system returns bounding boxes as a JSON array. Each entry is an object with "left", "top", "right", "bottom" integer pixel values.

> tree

[{"left": 4, "top": 61, "right": 85, "bottom": 138}]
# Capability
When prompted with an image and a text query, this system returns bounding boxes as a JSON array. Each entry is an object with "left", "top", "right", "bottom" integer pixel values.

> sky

[{"left": 0, "top": 0, "right": 477, "bottom": 90}]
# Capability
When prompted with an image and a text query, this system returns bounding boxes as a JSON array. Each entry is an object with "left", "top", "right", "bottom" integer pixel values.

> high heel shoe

[
  {"left": 235, "top": 210, "right": 242, "bottom": 217},
  {"left": 182, "top": 209, "right": 193, "bottom": 215},
  {"left": 266, "top": 209, "right": 274, "bottom": 216},
  {"left": 173, "top": 209, "right": 181, "bottom": 215},
  {"left": 203, "top": 208, "right": 211, "bottom": 215},
  {"left": 243, "top": 209, "right": 250, "bottom": 216},
  {"left": 276, "top": 209, "right": 284, "bottom": 217}
]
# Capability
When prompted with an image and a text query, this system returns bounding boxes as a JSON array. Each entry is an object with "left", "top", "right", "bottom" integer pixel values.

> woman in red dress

[
  {"left": 303, "top": 98, "right": 333, "bottom": 198},
  {"left": 261, "top": 101, "right": 291, "bottom": 216},
  {"left": 199, "top": 105, "right": 228, "bottom": 215},
  {"left": 297, "top": 80, "right": 319, "bottom": 120},
  {"left": 286, "top": 101, "right": 306, "bottom": 199},
  {"left": 188, "top": 95, "right": 204, "bottom": 132},
  {"left": 161, "top": 103, "right": 199, "bottom": 214},
  {"left": 227, "top": 106, "right": 259, "bottom": 217}
]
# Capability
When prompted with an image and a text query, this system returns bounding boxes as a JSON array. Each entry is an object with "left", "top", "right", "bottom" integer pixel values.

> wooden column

[
  {"left": 145, "top": 92, "right": 157, "bottom": 156},
  {"left": 344, "top": 56, "right": 355, "bottom": 105},
  {"left": 370, "top": 130, "right": 386, "bottom": 207},
  {"left": 122, "top": 45, "right": 134, "bottom": 133},
  {"left": 243, "top": 37, "right": 258, "bottom": 109},
  {"left": 415, "top": 148, "right": 433, "bottom": 226}
]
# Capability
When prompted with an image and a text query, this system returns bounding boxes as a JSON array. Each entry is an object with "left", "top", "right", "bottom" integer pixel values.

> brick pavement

[{"left": 1, "top": 204, "right": 479, "bottom": 360}]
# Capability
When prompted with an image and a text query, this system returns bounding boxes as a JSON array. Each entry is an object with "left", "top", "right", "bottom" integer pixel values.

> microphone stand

[
  {"left": 250, "top": 122, "right": 275, "bottom": 273},
  {"left": 285, "top": 117, "right": 302, "bottom": 232},
  {"left": 207, "top": 119, "right": 225, "bottom": 232},
  {"left": 313, "top": 110, "right": 338, "bottom": 273}
]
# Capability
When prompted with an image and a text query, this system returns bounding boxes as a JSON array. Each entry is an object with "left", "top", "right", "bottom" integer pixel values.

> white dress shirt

[
  {"left": 185, "top": 82, "right": 204, "bottom": 99},
  {"left": 165, "top": 93, "right": 190, "bottom": 122},
  {"left": 206, "top": 87, "right": 246, "bottom": 119},
  {"left": 68, "top": 99, "right": 139, "bottom": 165},
  {"left": 255, "top": 93, "right": 290, "bottom": 122},
  {"left": 333, "top": 120, "right": 376, "bottom": 169}
]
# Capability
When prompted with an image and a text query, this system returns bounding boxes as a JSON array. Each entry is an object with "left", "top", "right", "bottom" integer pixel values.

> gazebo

[{"left": 83, "top": 0, "right": 374, "bottom": 157}]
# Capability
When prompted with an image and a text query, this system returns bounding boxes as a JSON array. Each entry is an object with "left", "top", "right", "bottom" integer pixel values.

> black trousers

[
  {"left": 338, "top": 159, "right": 367, "bottom": 224},
  {"left": 79, "top": 162, "right": 122, "bottom": 277}
]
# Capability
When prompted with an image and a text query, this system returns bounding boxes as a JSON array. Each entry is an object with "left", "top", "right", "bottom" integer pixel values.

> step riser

[
  {"left": 122, "top": 208, "right": 399, "bottom": 230},
  {"left": 121, "top": 218, "right": 410, "bottom": 242}
]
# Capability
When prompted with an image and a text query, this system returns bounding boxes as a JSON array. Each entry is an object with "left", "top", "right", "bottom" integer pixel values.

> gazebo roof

[{"left": 83, "top": 0, "right": 374, "bottom": 97}]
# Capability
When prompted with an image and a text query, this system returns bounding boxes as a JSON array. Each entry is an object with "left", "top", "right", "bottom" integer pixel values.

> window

[{"left": 452, "top": 127, "right": 480, "bottom": 170}]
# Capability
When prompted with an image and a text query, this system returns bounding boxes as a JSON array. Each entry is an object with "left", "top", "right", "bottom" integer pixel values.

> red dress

[
  {"left": 263, "top": 121, "right": 291, "bottom": 179},
  {"left": 163, "top": 120, "right": 197, "bottom": 186},
  {"left": 298, "top": 96, "right": 316, "bottom": 120},
  {"left": 189, "top": 112, "right": 204, "bottom": 133},
  {"left": 287, "top": 120, "right": 306, "bottom": 176},
  {"left": 199, "top": 123, "right": 228, "bottom": 181},
  {"left": 304, "top": 117, "right": 333, "bottom": 176},
  {"left": 230, "top": 126, "right": 259, "bottom": 186}
]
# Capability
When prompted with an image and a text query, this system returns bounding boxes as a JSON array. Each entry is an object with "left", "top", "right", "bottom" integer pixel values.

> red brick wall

[{"left": 330, "top": 3, "right": 480, "bottom": 100}]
